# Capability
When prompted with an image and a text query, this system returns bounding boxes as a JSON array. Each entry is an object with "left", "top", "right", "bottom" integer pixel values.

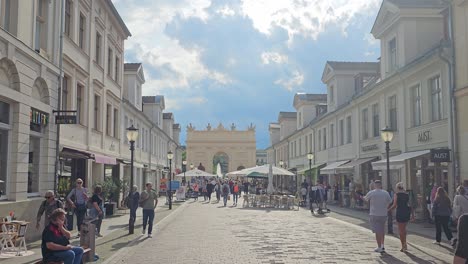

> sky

[{"left": 112, "top": 0, "right": 382, "bottom": 149}]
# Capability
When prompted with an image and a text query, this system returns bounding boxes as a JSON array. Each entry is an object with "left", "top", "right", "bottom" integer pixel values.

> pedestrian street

[{"left": 104, "top": 197, "right": 454, "bottom": 264}]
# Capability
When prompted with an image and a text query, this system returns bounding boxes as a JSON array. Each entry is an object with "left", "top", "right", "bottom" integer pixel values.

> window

[
  {"left": 0, "top": 101, "right": 10, "bottom": 196},
  {"left": 93, "top": 95, "right": 100, "bottom": 131},
  {"left": 28, "top": 136, "right": 40, "bottom": 193},
  {"left": 389, "top": 95, "right": 397, "bottom": 131},
  {"left": 115, "top": 56, "right": 120, "bottom": 82},
  {"left": 35, "top": 0, "right": 48, "bottom": 52},
  {"left": 309, "top": 134, "right": 312, "bottom": 152},
  {"left": 299, "top": 139, "right": 302, "bottom": 156},
  {"left": 389, "top": 38, "right": 397, "bottom": 72},
  {"left": 305, "top": 135, "right": 308, "bottom": 153},
  {"left": 430, "top": 76, "right": 442, "bottom": 121},
  {"left": 108, "top": 48, "right": 113, "bottom": 76},
  {"left": 76, "top": 84, "right": 83, "bottom": 124},
  {"left": 62, "top": 76, "right": 69, "bottom": 110},
  {"left": 372, "top": 104, "right": 380, "bottom": 137},
  {"left": 412, "top": 85, "right": 422, "bottom": 126},
  {"left": 79, "top": 13, "right": 85, "bottom": 49},
  {"left": 95, "top": 32, "right": 102, "bottom": 65},
  {"left": 124, "top": 116, "right": 128, "bottom": 144},
  {"left": 318, "top": 130, "right": 322, "bottom": 151},
  {"left": 0, "top": 0, "right": 12, "bottom": 31},
  {"left": 330, "top": 124, "right": 334, "bottom": 147},
  {"left": 106, "top": 104, "right": 112, "bottom": 136},
  {"left": 64, "top": 0, "right": 71, "bottom": 37},
  {"left": 346, "top": 116, "right": 352, "bottom": 144},
  {"left": 323, "top": 127, "right": 327, "bottom": 150},
  {"left": 330, "top": 86, "right": 334, "bottom": 102},
  {"left": 362, "top": 108, "right": 368, "bottom": 140},
  {"left": 339, "top": 119, "right": 344, "bottom": 145},
  {"left": 113, "top": 109, "right": 118, "bottom": 138}
]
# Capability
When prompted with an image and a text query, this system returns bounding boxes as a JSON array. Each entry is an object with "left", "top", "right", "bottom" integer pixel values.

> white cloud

[
  {"left": 364, "top": 33, "right": 379, "bottom": 46},
  {"left": 165, "top": 96, "right": 208, "bottom": 111},
  {"left": 364, "top": 51, "right": 375, "bottom": 57},
  {"left": 240, "top": 0, "right": 381, "bottom": 43},
  {"left": 274, "top": 70, "right": 304, "bottom": 91},
  {"left": 113, "top": 0, "right": 230, "bottom": 93},
  {"left": 216, "top": 5, "right": 236, "bottom": 17},
  {"left": 261, "top": 52, "right": 288, "bottom": 65}
]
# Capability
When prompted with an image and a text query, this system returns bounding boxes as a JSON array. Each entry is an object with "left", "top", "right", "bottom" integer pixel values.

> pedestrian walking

[
  {"left": 193, "top": 182, "right": 199, "bottom": 201},
  {"left": 243, "top": 181, "right": 249, "bottom": 195},
  {"left": 309, "top": 185, "right": 317, "bottom": 214},
  {"left": 432, "top": 187, "right": 454, "bottom": 245},
  {"left": 139, "top": 182, "right": 158, "bottom": 238},
  {"left": 66, "top": 178, "right": 89, "bottom": 236},
  {"left": 128, "top": 185, "right": 140, "bottom": 226},
  {"left": 215, "top": 181, "right": 221, "bottom": 202},
  {"left": 453, "top": 213, "right": 468, "bottom": 264},
  {"left": 453, "top": 185, "right": 468, "bottom": 222},
  {"left": 301, "top": 186, "right": 307, "bottom": 204},
  {"left": 233, "top": 182, "right": 239, "bottom": 206},
  {"left": 363, "top": 180, "right": 392, "bottom": 253},
  {"left": 37, "top": 190, "right": 64, "bottom": 230},
  {"left": 387, "top": 182, "right": 414, "bottom": 252},
  {"left": 89, "top": 185, "right": 104, "bottom": 237},
  {"left": 222, "top": 181, "right": 230, "bottom": 207},
  {"left": 202, "top": 182, "right": 208, "bottom": 201}
]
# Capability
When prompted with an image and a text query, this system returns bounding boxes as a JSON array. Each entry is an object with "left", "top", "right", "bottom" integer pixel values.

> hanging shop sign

[
  {"left": 430, "top": 149, "right": 451, "bottom": 163},
  {"left": 53, "top": 110, "right": 77, "bottom": 124},
  {"left": 362, "top": 144, "right": 379, "bottom": 152},
  {"left": 30, "top": 109, "right": 49, "bottom": 126}
]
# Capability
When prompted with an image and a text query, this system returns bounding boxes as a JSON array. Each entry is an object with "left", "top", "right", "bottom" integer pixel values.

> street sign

[
  {"left": 55, "top": 115, "right": 77, "bottom": 124},
  {"left": 430, "top": 149, "right": 451, "bottom": 163}
]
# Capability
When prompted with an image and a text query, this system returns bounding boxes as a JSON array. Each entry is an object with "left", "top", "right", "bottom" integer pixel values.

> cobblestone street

[{"left": 104, "top": 197, "right": 454, "bottom": 264}]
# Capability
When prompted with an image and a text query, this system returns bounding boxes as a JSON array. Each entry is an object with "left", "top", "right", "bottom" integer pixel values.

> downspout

[
  {"left": 149, "top": 124, "right": 155, "bottom": 185},
  {"left": 54, "top": 0, "right": 65, "bottom": 195},
  {"left": 439, "top": 1, "right": 459, "bottom": 193}
]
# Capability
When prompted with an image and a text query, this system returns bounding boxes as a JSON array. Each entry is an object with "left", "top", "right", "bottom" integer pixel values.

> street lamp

[
  {"left": 167, "top": 151, "right": 174, "bottom": 210},
  {"left": 381, "top": 126, "right": 394, "bottom": 235},
  {"left": 307, "top": 152, "right": 314, "bottom": 184},
  {"left": 126, "top": 125, "right": 138, "bottom": 234},
  {"left": 182, "top": 160, "right": 187, "bottom": 186}
]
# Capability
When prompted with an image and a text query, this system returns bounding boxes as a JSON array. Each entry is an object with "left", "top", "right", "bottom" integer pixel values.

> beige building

[{"left": 186, "top": 123, "right": 256, "bottom": 175}]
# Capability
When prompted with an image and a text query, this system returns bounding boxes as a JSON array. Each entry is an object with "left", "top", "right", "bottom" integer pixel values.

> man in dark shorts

[{"left": 454, "top": 213, "right": 468, "bottom": 264}]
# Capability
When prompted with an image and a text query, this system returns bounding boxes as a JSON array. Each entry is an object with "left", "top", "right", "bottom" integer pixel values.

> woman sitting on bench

[{"left": 41, "top": 208, "right": 84, "bottom": 264}]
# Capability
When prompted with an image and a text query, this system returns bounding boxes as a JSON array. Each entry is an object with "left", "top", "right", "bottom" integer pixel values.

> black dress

[{"left": 396, "top": 192, "right": 411, "bottom": 223}]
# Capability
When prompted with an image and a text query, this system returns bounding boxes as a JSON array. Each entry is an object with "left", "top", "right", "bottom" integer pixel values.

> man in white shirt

[{"left": 364, "top": 180, "right": 392, "bottom": 253}]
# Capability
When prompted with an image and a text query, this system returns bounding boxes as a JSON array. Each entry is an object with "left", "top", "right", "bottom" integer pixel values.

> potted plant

[{"left": 101, "top": 178, "right": 121, "bottom": 216}]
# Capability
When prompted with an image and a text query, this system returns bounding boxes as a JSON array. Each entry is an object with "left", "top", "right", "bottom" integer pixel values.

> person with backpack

[
  {"left": 36, "top": 190, "right": 64, "bottom": 230},
  {"left": 66, "top": 178, "right": 88, "bottom": 236},
  {"left": 232, "top": 182, "right": 240, "bottom": 206},
  {"left": 139, "top": 182, "right": 158, "bottom": 238},
  {"left": 221, "top": 181, "right": 230, "bottom": 207}
]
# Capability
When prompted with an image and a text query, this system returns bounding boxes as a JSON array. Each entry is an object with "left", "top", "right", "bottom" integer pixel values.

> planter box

[{"left": 104, "top": 202, "right": 117, "bottom": 216}]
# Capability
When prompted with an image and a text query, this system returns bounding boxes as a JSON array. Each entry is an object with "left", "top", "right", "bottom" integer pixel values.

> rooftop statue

[
  {"left": 207, "top": 123, "right": 212, "bottom": 131},
  {"left": 248, "top": 123, "right": 256, "bottom": 131},
  {"left": 231, "top": 123, "right": 236, "bottom": 131},
  {"left": 187, "top": 123, "right": 195, "bottom": 131}
]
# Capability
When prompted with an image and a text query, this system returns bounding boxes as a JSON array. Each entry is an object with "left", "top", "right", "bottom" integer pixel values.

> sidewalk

[
  {"left": 0, "top": 198, "right": 184, "bottom": 264},
  {"left": 326, "top": 203, "right": 440, "bottom": 239}
]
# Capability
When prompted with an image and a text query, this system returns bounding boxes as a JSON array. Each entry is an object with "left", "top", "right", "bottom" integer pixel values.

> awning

[
  {"left": 297, "top": 163, "right": 325, "bottom": 174},
  {"left": 60, "top": 147, "right": 93, "bottom": 160},
  {"left": 94, "top": 153, "right": 117, "bottom": 165},
  {"left": 117, "top": 159, "right": 145, "bottom": 168},
  {"left": 335, "top": 157, "right": 378, "bottom": 174},
  {"left": 320, "top": 160, "right": 350, "bottom": 175},
  {"left": 372, "top": 150, "right": 430, "bottom": 170}
]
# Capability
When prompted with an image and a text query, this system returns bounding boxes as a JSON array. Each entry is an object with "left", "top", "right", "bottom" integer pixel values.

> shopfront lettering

[
  {"left": 362, "top": 144, "right": 379, "bottom": 152},
  {"left": 418, "top": 130, "right": 431, "bottom": 143},
  {"left": 430, "top": 149, "right": 451, "bottom": 163}
]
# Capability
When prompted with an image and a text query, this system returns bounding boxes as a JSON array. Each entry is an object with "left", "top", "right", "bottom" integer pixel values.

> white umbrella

[
  {"left": 239, "top": 164, "right": 294, "bottom": 176},
  {"left": 175, "top": 168, "right": 216, "bottom": 177},
  {"left": 267, "top": 164, "right": 275, "bottom": 194},
  {"left": 216, "top": 163, "right": 223, "bottom": 178}
]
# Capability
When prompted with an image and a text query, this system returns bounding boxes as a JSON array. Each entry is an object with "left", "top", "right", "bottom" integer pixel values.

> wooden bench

[{"left": 33, "top": 247, "right": 91, "bottom": 264}]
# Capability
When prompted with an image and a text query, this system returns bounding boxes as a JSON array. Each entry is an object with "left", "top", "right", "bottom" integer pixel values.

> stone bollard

[{"left": 80, "top": 221, "right": 96, "bottom": 262}]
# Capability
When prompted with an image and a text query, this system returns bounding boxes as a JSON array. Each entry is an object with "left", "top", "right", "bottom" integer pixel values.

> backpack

[{"left": 222, "top": 185, "right": 229, "bottom": 194}]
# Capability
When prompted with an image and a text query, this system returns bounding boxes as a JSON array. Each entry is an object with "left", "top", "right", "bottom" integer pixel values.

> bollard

[{"left": 80, "top": 221, "right": 96, "bottom": 262}]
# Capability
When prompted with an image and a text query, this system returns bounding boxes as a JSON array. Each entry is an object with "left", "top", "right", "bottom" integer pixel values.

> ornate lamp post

[
  {"left": 126, "top": 125, "right": 139, "bottom": 234},
  {"left": 307, "top": 152, "right": 314, "bottom": 184},
  {"left": 182, "top": 160, "right": 187, "bottom": 186},
  {"left": 167, "top": 151, "right": 174, "bottom": 210},
  {"left": 381, "top": 126, "right": 394, "bottom": 235}
]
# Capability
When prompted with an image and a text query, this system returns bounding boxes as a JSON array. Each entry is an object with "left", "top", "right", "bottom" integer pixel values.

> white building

[{"left": 267, "top": 0, "right": 454, "bottom": 218}]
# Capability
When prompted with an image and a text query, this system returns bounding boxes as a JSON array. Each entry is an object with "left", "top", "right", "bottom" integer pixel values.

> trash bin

[{"left": 80, "top": 220, "right": 96, "bottom": 262}]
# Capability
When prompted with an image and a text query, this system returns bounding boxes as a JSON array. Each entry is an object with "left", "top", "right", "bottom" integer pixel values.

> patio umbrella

[
  {"left": 267, "top": 164, "right": 275, "bottom": 194},
  {"left": 240, "top": 164, "right": 294, "bottom": 176},
  {"left": 216, "top": 163, "right": 223, "bottom": 178},
  {"left": 175, "top": 168, "right": 216, "bottom": 177},
  {"left": 246, "top": 171, "right": 268, "bottom": 179}
]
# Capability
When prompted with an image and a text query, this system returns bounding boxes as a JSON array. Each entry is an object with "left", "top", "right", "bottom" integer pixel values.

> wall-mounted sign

[
  {"left": 30, "top": 109, "right": 49, "bottom": 126},
  {"left": 418, "top": 130, "right": 431, "bottom": 143},
  {"left": 430, "top": 149, "right": 451, "bottom": 163},
  {"left": 53, "top": 110, "right": 77, "bottom": 124},
  {"left": 362, "top": 144, "right": 379, "bottom": 152}
]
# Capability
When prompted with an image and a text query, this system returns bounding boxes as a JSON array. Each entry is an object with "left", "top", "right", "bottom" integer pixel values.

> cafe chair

[
  {"left": 15, "top": 223, "right": 28, "bottom": 256},
  {"left": 1, "top": 224, "right": 15, "bottom": 252}
]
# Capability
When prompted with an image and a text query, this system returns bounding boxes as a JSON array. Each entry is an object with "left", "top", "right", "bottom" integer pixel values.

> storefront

[
  {"left": 297, "top": 163, "right": 325, "bottom": 185},
  {"left": 58, "top": 147, "right": 92, "bottom": 198},
  {"left": 335, "top": 157, "right": 379, "bottom": 193},
  {"left": 320, "top": 160, "right": 350, "bottom": 206}
]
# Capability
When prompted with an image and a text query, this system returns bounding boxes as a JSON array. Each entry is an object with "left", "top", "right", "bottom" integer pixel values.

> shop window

[
  {"left": 0, "top": 101, "right": 10, "bottom": 198},
  {"left": 58, "top": 158, "right": 87, "bottom": 198},
  {"left": 28, "top": 136, "right": 40, "bottom": 194}
]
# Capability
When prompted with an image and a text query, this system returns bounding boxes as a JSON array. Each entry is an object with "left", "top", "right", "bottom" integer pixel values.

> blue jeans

[
  {"left": 142, "top": 209, "right": 155, "bottom": 234},
  {"left": 51, "top": 246, "right": 84, "bottom": 264},
  {"left": 233, "top": 193, "right": 238, "bottom": 204}
]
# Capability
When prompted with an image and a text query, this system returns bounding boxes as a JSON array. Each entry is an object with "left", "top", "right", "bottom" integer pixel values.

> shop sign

[
  {"left": 30, "top": 109, "right": 49, "bottom": 126},
  {"left": 55, "top": 115, "right": 77, "bottom": 124},
  {"left": 418, "top": 130, "right": 431, "bottom": 143},
  {"left": 430, "top": 149, "right": 451, "bottom": 162},
  {"left": 362, "top": 144, "right": 378, "bottom": 152}
]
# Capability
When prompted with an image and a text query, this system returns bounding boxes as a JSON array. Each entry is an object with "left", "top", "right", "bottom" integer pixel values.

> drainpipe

[
  {"left": 54, "top": 0, "right": 65, "bottom": 195},
  {"left": 149, "top": 124, "right": 155, "bottom": 185},
  {"left": 439, "top": 1, "right": 459, "bottom": 194}
]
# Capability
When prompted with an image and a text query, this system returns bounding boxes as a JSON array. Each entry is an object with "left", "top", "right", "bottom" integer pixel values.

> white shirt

[{"left": 364, "top": 189, "right": 392, "bottom": 216}]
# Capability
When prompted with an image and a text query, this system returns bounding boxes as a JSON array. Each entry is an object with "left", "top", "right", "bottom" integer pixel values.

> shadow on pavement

[
  {"left": 378, "top": 253, "right": 409, "bottom": 264},
  {"left": 107, "top": 223, "right": 129, "bottom": 230},
  {"left": 110, "top": 236, "right": 149, "bottom": 252},
  {"left": 409, "top": 243, "right": 451, "bottom": 263},
  {"left": 404, "top": 251, "right": 440, "bottom": 264}
]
